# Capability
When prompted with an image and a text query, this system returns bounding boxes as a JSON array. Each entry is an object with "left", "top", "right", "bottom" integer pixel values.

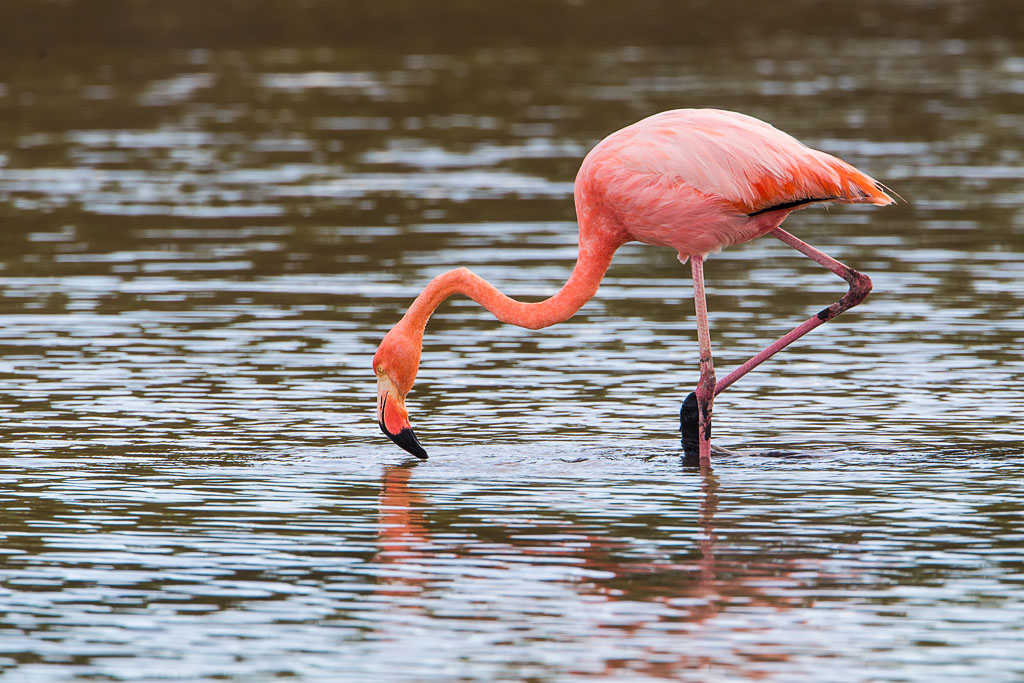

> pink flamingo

[{"left": 373, "top": 109, "right": 894, "bottom": 466}]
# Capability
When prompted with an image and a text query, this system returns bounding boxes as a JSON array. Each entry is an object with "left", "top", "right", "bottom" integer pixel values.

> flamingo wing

[
  {"left": 617, "top": 109, "right": 893, "bottom": 213},
  {"left": 576, "top": 109, "right": 894, "bottom": 258}
]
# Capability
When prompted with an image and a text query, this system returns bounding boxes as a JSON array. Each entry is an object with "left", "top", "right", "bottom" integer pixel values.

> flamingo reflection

[
  {"left": 373, "top": 461, "right": 430, "bottom": 596},
  {"left": 372, "top": 463, "right": 816, "bottom": 677}
]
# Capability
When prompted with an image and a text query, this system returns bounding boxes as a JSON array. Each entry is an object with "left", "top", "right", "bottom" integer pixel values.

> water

[{"left": 1, "top": 1, "right": 1023, "bottom": 679}]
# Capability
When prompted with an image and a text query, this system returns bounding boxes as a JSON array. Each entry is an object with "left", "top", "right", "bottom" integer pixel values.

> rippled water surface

[{"left": 1, "top": 1, "right": 1023, "bottom": 680}]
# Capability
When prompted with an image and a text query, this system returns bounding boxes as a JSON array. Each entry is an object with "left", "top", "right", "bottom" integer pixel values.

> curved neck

[{"left": 399, "top": 231, "right": 624, "bottom": 335}]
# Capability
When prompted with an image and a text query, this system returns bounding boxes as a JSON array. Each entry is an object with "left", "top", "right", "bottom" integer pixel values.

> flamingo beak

[{"left": 377, "top": 377, "right": 428, "bottom": 460}]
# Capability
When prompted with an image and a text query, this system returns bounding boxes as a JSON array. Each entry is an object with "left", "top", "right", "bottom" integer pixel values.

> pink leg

[
  {"left": 713, "top": 227, "right": 873, "bottom": 397},
  {"left": 689, "top": 254, "right": 715, "bottom": 467}
]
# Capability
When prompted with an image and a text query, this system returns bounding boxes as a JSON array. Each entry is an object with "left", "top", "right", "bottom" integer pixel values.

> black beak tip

[{"left": 380, "top": 421, "right": 428, "bottom": 460}]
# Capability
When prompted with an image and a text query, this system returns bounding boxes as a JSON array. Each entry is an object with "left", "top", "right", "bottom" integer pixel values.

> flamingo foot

[
  {"left": 680, "top": 392, "right": 700, "bottom": 462},
  {"left": 681, "top": 392, "right": 717, "bottom": 465}
]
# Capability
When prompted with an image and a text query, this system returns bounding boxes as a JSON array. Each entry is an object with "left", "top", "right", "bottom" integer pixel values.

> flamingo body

[
  {"left": 575, "top": 109, "right": 892, "bottom": 262},
  {"left": 373, "top": 109, "right": 894, "bottom": 463}
]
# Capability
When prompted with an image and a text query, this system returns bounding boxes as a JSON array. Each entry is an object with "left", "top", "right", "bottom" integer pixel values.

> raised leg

[
  {"left": 681, "top": 228, "right": 873, "bottom": 459},
  {"left": 712, "top": 227, "right": 873, "bottom": 396},
  {"left": 681, "top": 254, "right": 715, "bottom": 467}
]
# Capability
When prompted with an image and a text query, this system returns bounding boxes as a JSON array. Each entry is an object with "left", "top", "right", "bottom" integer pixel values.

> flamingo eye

[{"left": 377, "top": 364, "right": 385, "bottom": 374}]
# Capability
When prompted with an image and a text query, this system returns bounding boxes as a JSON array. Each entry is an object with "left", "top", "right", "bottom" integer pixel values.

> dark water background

[{"left": 1, "top": 1, "right": 1022, "bottom": 680}]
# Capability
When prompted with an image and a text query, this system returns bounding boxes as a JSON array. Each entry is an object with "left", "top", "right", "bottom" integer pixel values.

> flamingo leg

[
  {"left": 713, "top": 226, "right": 873, "bottom": 397},
  {"left": 682, "top": 254, "right": 716, "bottom": 467}
]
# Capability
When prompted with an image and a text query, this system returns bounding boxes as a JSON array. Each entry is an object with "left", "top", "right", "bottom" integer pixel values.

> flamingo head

[{"left": 372, "top": 327, "right": 427, "bottom": 460}]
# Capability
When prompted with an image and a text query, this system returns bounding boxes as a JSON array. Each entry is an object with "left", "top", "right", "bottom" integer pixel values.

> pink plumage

[{"left": 575, "top": 109, "right": 893, "bottom": 261}]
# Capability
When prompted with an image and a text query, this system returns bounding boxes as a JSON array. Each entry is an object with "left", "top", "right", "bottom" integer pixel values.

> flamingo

[{"left": 373, "top": 109, "right": 894, "bottom": 466}]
